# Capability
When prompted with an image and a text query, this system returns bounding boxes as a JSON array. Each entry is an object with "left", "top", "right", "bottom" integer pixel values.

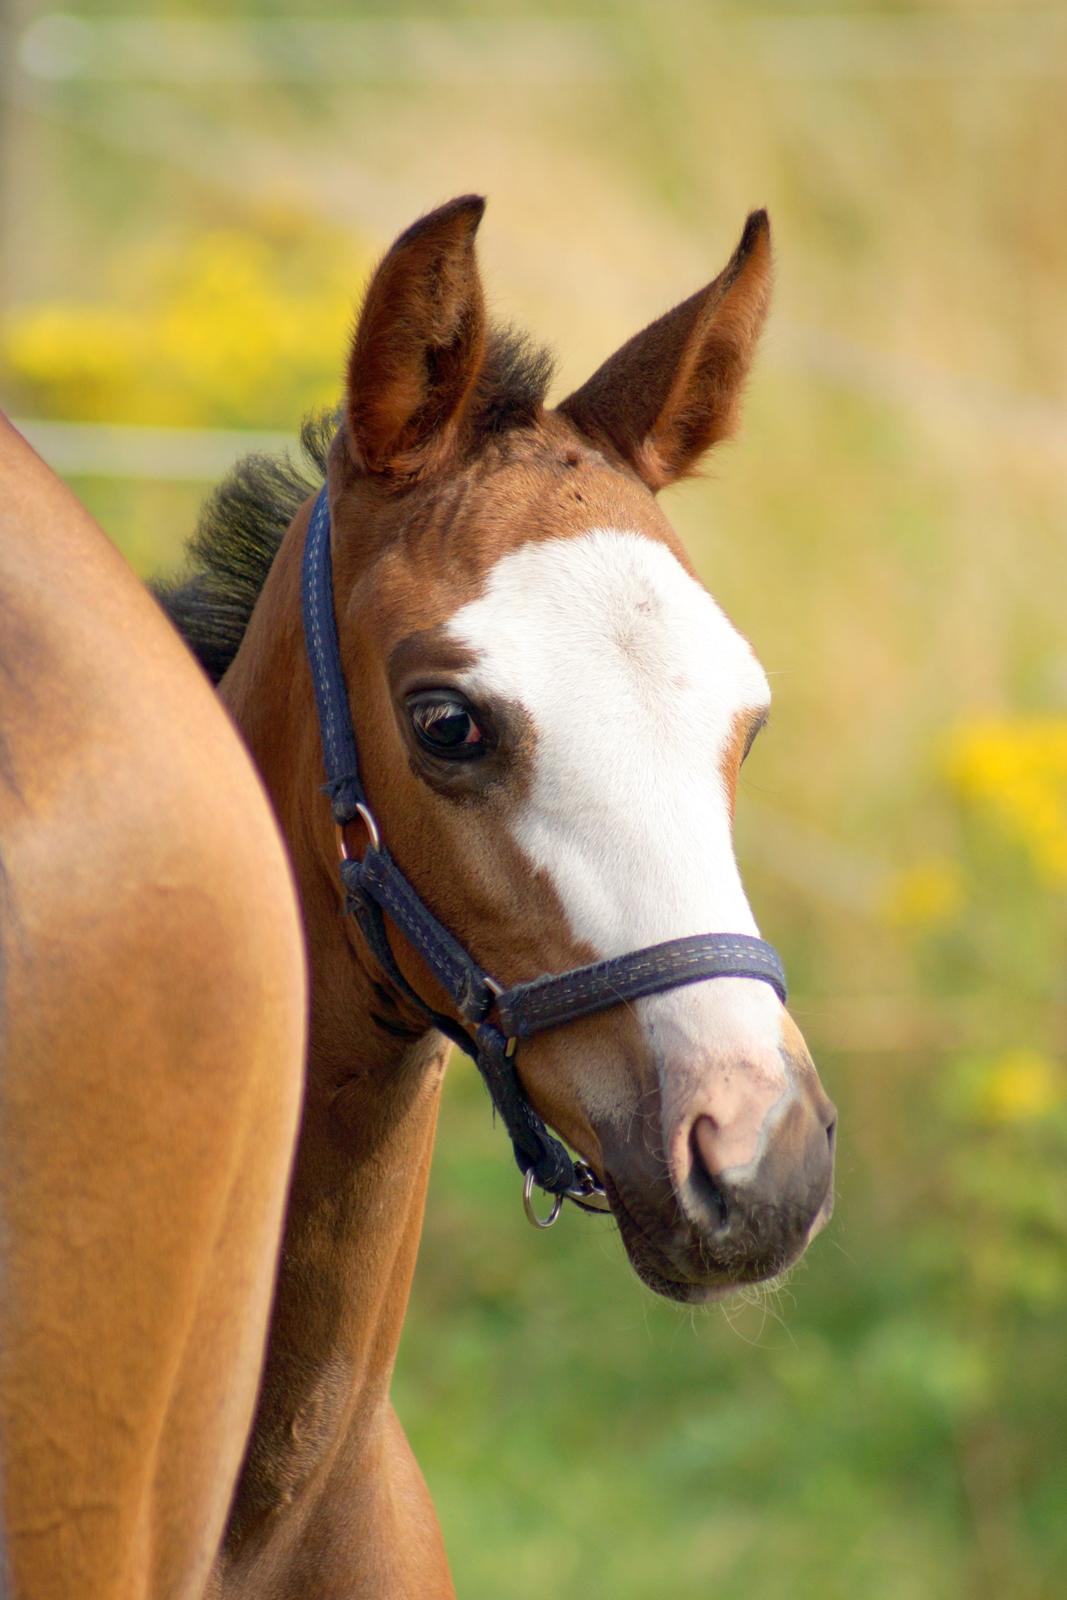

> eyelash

[
  {"left": 741, "top": 716, "right": 768, "bottom": 765},
  {"left": 407, "top": 691, "right": 489, "bottom": 760}
]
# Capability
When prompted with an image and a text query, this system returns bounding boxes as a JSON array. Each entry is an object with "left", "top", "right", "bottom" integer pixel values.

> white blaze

[{"left": 448, "top": 528, "right": 784, "bottom": 1088}]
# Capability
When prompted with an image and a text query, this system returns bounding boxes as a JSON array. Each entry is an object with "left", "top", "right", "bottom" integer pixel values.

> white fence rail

[{"left": 12, "top": 417, "right": 297, "bottom": 481}]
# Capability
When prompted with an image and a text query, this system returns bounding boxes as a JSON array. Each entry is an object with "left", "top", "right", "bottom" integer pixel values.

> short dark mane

[
  {"left": 473, "top": 325, "right": 554, "bottom": 435},
  {"left": 152, "top": 412, "right": 332, "bottom": 684},
  {"left": 153, "top": 327, "right": 553, "bottom": 684}
]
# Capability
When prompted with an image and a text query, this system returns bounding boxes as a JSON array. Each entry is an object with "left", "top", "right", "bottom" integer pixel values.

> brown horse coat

[
  {"left": 0, "top": 416, "right": 307, "bottom": 1600},
  {"left": 156, "top": 198, "right": 834, "bottom": 1599}
]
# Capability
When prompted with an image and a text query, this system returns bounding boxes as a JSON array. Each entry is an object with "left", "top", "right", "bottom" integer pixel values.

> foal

[{"left": 164, "top": 197, "right": 836, "bottom": 1599}]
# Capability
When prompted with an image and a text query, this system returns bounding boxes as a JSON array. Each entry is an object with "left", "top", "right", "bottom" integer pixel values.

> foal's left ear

[
  {"left": 559, "top": 211, "right": 772, "bottom": 491},
  {"left": 346, "top": 194, "right": 488, "bottom": 479}
]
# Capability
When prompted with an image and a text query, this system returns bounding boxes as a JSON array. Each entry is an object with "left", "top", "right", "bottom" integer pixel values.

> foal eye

[{"left": 408, "top": 692, "right": 487, "bottom": 759}]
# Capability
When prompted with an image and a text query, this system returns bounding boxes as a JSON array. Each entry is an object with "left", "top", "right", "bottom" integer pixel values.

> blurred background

[{"left": 3, "top": 1, "right": 1065, "bottom": 1595}]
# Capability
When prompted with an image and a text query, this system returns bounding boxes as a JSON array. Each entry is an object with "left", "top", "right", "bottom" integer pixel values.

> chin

[
  {"left": 631, "top": 1263, "right": 724, "bottom": 1305},
  {"left": 621, "top": 1237, "right": 746, "bottom": 1304},
  {"left": 606, "top": 1173, "right": 793, "bottom": 1306}
]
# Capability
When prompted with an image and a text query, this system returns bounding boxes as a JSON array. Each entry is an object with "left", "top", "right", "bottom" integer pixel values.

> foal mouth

[
  {"left": 603, "top": 1173, "right": 730, "bottom": 1305},
  {"left": 603, "top": 1170, "right": 796, "bottom": 1305}
]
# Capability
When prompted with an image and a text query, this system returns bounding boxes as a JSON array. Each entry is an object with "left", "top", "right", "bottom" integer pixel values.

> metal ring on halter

[
  {"left": 354, "top": 802, "right": 381, "bottom": 851},
  {"left": 522, "top": 1167, "right": 564, "bottom": 1229},
  {"left": 336, "top": 802, "right": 382, "bottom": 862}
]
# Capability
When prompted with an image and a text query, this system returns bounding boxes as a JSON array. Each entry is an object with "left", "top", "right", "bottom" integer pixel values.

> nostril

[
  {"left": 689, "top": 1117, "right": 729, "bottom": 1230},
  {"left": 825, "top": 1115, "right": 837, "bottom": 1155}
]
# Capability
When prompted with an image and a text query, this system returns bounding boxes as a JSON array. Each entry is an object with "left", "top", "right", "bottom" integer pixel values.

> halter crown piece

[{"left": 301, "top": 486, "right": 788, "bottom": 1223}]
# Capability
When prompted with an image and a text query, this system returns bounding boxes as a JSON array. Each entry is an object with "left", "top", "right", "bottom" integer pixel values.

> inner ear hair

[{"left": 346, "top": 195, "right": 489, "bottom": 481}]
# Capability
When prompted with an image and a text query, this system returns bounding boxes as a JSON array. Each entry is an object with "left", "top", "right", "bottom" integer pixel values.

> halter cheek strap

[{"left": 301, "top": 486, "right": 787, "bottom": 1212}]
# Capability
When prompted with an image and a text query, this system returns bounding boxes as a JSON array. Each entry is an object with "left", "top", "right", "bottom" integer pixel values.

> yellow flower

[
  {"left": 2, "top": 219, "right": 369, "bottom": 429},
  {"left": 882, "top": 857, "right": 964, "bottom": 929},
  {"left": 976, "top": 1049, "right": 1064, "bottom": 1125},
  {"left": 5, "top": 304, "right": 142, "bottom": 420},
  {"left": 942, "top": 719, "right": 1067, "bottom": 888}
]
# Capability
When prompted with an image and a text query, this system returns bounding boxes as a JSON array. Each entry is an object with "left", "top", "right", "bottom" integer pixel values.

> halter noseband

[{"left": 301, "top": 486, "right": 787, "bottom": 1221}]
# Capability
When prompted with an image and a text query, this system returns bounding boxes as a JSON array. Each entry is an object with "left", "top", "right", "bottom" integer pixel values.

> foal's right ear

[{"left": 345, "top": 195, "right": 488, "bottom": 480}]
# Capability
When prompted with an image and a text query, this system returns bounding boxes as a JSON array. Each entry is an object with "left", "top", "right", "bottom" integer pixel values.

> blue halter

[{"left": 301, "top": 485, "right": 787, "bottom": 1213}]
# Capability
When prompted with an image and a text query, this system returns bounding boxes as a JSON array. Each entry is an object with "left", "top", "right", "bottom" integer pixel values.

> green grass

[{"left": 6, "top": 2, "right": 1067, "bottom": 1594}]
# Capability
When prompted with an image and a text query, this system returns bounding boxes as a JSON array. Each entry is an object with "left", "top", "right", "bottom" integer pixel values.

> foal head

[{"left": 320, "top": 196, "right": 835, "bottom": 1302}]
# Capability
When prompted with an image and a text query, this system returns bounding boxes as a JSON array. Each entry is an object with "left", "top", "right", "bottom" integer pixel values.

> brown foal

[
  {"left": 155, "top": 197, "right": 836, "bottom": 1599},
  {"left": 0, "top": 416, "right": 306, "bottom": 1599}
]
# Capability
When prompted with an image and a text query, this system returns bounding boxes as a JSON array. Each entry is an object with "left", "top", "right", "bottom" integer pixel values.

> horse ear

[
  {"left": 558, "top": 211, "right": 772, "bottom": 491},
  {"left": 345, "top": 195, "right": 488, "bottom": 479}
]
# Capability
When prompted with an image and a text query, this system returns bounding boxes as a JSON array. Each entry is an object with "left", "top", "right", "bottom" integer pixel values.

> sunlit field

[{"left": 4, "top": 3, "right": 1066, "bottom": 1596}]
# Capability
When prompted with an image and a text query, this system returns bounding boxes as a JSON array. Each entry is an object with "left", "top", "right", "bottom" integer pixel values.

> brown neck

[{"left": 216, "top": 508, "right": 448, "bottom": 1569}]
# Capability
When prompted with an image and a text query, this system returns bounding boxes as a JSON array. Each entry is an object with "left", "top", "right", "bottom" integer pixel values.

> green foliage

[{"left": 8, "top": 0, "right": 1067, "bottom": 1593}]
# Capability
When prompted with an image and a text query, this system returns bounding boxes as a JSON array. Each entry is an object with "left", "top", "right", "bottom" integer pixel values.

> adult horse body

[
  {"left": 162, "top": 197, "right": 836, "bottom": 1599},
  {"left": 0, "top": 417, "right": 306, "bottom": 1600}
]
